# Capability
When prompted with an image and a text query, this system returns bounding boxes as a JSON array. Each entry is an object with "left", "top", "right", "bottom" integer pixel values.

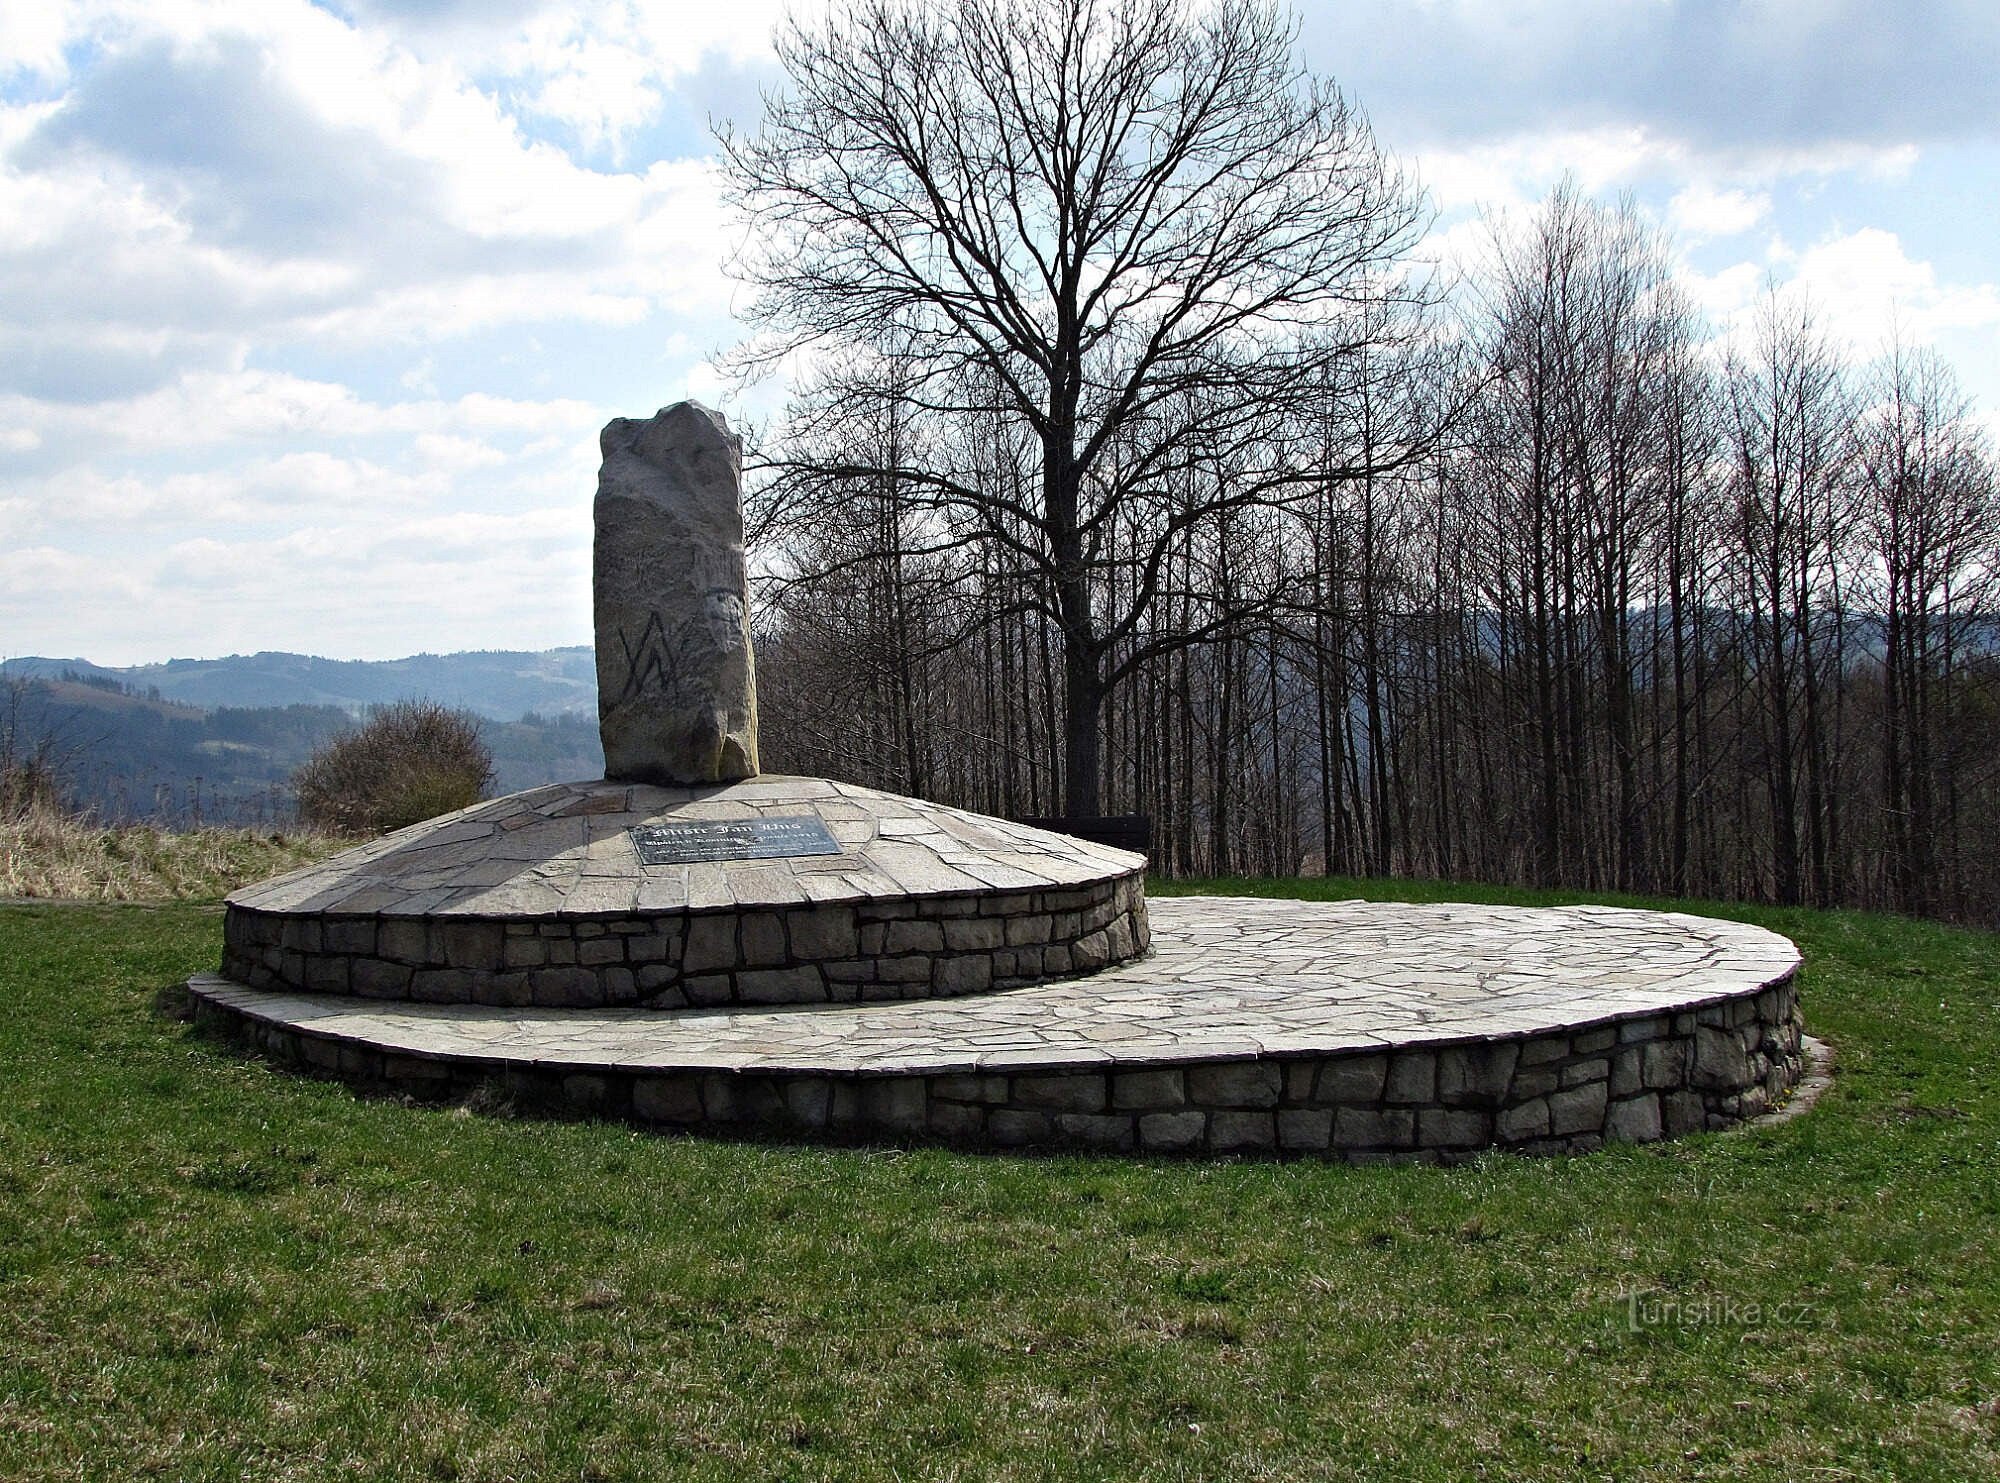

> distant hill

[
  {"left": 2, "top": 654, "right": 604, "bottom": 825},
  {"left": 1, "top": 647, "right": 598, "bottom": 720}
]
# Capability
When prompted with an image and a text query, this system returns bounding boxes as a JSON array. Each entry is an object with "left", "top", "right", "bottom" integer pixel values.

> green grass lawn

[{"left": 1, "top": 880, "right": 1996, "bottom": 1481}]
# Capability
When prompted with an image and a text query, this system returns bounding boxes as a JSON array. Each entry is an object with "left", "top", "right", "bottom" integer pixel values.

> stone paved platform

[
  {"left": 231, "top": 776, "right": 1141, "bottom": 917},
  {"left": 190, "top": 897, "right": 1807, "bottom": 1160},
  {"left": 222, "top": 776, "right": 1149, "bottom": 1008}
]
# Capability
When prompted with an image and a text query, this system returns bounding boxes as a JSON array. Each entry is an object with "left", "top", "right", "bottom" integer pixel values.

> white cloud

[
  {"left": 1686, "top": 227, "right": 2000, "bottom": 373},
  {"left": 1976, "top": 407, "right": 2000, "bottom": 451},
  {"left": 0, "top": 477, "right": 596, "bottom": 663},
  {"left": 414, "top": 433, "right": 508, "bottom": 470},
  {"left": 0, "top": 369, "right": 602, "bottom": 456},
  {"left": 1302, "top": 2, "right": 2000, "bottom": 158},
  {"left": 5, "top": 454, "right": 451, "bottom": 533},
  {"left": 127, "top": 505, "right": 592, "bottom": 659},
  {"left": 399, "top": 356, "right": 438, "bottom": 396},
  {"left": 1414, "top": 128, "right": 1675, "bottom": 214},
  {"left": 3, "top": 0, "right": 1995, "bottom": 668},
  {"left": 0, "top": 2, "right": 76, "bottom": 83},
  {"left": 0, "top": 2, "right": 743, "bottom": 406},
  {"left": 1668, "top": 183, "right": 1770, "bottom": 243},
  {"left": 1679, "top": 258, "right": 1769, "bottom": 332},
  {"left": 681, "top": 360, "right": 729, "bottom": 406},
  {"left": 1784, "top": 228, "right": 2000, "bottom": 355},
  {"left": 0, "top": 543, "right": 151, "bottom": 609},
  {"left": 328, "top": 0, "right": 794, "bottom": 155},
  {"left": 1414, "top": 125, "right": 1920, "bottom": 221},
  {"left": 517, "top": 30, "right": 666, "bottom": 153}
]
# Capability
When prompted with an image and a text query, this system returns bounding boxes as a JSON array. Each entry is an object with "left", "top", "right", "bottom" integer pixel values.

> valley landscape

[{"left": 1, "top": 650, "right": 602, "bottom": 825}]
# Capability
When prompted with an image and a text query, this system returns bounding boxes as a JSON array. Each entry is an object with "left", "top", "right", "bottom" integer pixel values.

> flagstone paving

[
  {"left": 231, "top": 775, "right": 1143, "bottom": 918},
  {"left": 189, "top": 897, "right": 1805, "bottom": 1159},
  {"left": 197, "top": 897, "right": 1795, "bottom": 1072}
]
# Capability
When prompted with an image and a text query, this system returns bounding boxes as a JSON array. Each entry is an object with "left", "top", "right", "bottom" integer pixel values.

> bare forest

[
  {"left": 750, "top": 183, "right": 1999, "bottom": 923},
  {"left": 728, "top": 1, "right": 1999, "bottom": 925}
]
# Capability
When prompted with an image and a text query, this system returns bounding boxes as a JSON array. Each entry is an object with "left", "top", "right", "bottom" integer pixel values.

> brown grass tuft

[{"left": 0, "top": 800, "right": 350, "bottom": 902}]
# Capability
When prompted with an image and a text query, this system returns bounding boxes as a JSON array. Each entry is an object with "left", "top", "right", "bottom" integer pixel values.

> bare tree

[
  {"left": 722, "top": 0, "right": 1431, "bottom": 814},
  {"left": 1854, "top": 339, "right": 2000, "bottom": 915},
  {"left": 1722, "top": 287, "right": 1857, "bottom": 906},
  {"left": 0, "top": 670, "right": 100, "bottom": 819}
]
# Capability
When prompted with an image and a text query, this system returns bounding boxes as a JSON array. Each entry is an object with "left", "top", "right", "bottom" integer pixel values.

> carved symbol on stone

[
  {"left": 614, "top": 610, "right": 704, "bottom": 706},
  {"left": 701, "top": 589, "right": 747, "bottom": 651}
]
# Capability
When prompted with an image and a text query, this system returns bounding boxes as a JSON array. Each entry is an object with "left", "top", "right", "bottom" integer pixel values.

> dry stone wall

[
  {"left": 222, "top": 874, "right": 1149, "bottom": 1009},
  {"left": 194, "top": 971, "right": 1802, "bottom": 1160}
]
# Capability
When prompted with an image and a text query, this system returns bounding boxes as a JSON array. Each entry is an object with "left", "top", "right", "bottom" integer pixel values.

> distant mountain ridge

[
  {"left": 2, "top": 669, "right": 603, "bottom": 826},
  {"left": 1, "top": 647, "right": 599, "bottom": 720}
]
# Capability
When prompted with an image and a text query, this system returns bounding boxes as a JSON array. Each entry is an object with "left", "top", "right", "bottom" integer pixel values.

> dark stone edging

[
  {"left": 221, "top": 874, "right": 1148, "bottom": 1010},
  {"left": 187, "top": 970, "right": 1804, "bottom": 1162}
]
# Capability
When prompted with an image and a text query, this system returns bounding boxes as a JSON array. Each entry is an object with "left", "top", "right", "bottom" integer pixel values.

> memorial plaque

[{"left": 628, "top": 815, "right": 842, "bottom": 866}]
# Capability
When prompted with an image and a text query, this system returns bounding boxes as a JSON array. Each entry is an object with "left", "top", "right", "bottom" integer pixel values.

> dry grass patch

[{"left": 0, "top": 801, "right": 348, "bottom": 902}]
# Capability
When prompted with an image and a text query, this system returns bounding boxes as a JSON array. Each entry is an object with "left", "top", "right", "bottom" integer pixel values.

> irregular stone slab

[
  {"left": 595, "top": 402, "right": 758, "bottom": 784},
  {"left": 229, "top": 776, "right": 1141, "bottom": 915}
]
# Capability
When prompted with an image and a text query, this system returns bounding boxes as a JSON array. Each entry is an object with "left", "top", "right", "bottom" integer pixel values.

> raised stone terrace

[
  {"left": 223, "top": 776, "right": 1149, "bottom": 1010},
  {"left": 193, "top": 895, "right": 1806, "bottom": 1161}
]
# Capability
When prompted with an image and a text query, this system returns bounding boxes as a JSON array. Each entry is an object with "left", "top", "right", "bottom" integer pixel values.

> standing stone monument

[{"left": 594, "top": 402, "right": 760, "bottom": 784}]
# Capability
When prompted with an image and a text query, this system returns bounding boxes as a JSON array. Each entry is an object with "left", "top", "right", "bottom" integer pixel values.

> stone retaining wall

[
  {"left": 194, "top": 972, "right": 1802, "bottom": 1160},
  {"left": 221, "top": 874, "right": 1148, "bottom": 1010}
]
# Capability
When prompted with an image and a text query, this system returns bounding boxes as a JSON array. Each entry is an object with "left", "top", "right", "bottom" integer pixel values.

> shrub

[
  {"left": 2, "top": 675, "right": 74, "bottom": 821},
  {"left": 293, "top": 700, "right": 494, "bottom": 835},
  {"left": 1, "top": 756, "right": 63, "bottom": 820}
]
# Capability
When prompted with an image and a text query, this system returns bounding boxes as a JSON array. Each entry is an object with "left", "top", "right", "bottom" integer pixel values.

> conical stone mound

[{"left": 225, "top": 776, "right": 1148, "bottom": 1011}]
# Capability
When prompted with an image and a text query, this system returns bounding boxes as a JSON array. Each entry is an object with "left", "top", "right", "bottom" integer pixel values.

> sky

[{"left": 2, "top": 0, "right": 1996, "bottom": 666}]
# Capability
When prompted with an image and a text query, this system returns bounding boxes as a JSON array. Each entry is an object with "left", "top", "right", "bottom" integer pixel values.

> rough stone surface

[
  {"left": 595, "top": 402, "right": 758, "bottom": 785},
  {"left": 194, "top": 896, "right": 1805, "bottom": 1161},
  {"left": 1606, "top": 1093, "right": 1663, "bottom": 1143},
  {"left": 1140, "top": 1111, "right": 1207, "bottom": 1151},
  {"left": 1187, "top": 1061, "right": 1282, "bottom": 1108}
]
